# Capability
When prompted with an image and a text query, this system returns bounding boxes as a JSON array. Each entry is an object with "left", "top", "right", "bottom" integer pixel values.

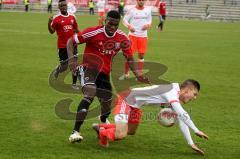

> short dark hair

[
  {"left": 180, "top": 79, "right": 200, "bottom": 91},
  {"left": 107, "top": 10, "right": 121, "bottom": 20},
  {"left": 59, "top": 0, "right": 66, "bottom": 3}
]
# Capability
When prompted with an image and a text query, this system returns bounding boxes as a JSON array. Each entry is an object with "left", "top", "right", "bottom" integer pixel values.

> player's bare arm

[
  {"left": 48, "top": 16, "right": 55, "bottom": 34},
  {"left": 67, "top": 38, "right": 77, "bottom": 73},
  {"left": 142, "top": 24, "right": 151, "bottom": 31},
  {"left": 128, "top": 25, "right": 135, "bottom": 32}
]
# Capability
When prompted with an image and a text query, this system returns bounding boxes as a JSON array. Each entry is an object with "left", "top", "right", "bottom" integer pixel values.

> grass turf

[{"left": 0, "top": 12, "right": 240, "bottom": 158}]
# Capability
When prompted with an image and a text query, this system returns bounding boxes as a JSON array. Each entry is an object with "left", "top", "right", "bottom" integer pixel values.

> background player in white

[
  {"left": 67, "top": 2, "right": 77, "bottom": 14},
  {"left": 119, "top": 0, "right": 152, "bottom": 80},
  {"left": 96, "top": 0, "right": 106, "bottom": 25},
  {"left": 93, "top": 79, "right": 209, "bottom": 155}
]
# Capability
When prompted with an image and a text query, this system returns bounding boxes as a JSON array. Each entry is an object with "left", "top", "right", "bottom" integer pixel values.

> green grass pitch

[{"left": 0, "top": 12, "right": 240, "bottom": 159}]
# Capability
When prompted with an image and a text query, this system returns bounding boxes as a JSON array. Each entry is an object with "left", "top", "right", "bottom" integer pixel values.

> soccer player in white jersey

[
  {"left": 119, "top": 0, "right": 152, "bottom": 80},
  {"left": 92, "top": 79, "right": 209, "bottom": 155},
  {"left": 96, "top": 0, "right": 106, "bottom": 25}
]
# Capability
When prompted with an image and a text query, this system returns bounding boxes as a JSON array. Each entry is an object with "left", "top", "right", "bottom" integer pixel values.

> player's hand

[
  {"left": 195, "top": 131, "right": 209, "bottom": 140},
  {"left": 191, "top": 144, "right": 205, "bottom": 156},
  {"left": 128, "top": 25, "right": 135, "bottom": 32},
  {"left": 48, "top": 16, "right": 53, "bottom": 23},
  {"left": 142, "top": 24, "right": 150, "bottom": 31},
  {"left": 136, "top": 75, "right": 150, "bottom": 84}
]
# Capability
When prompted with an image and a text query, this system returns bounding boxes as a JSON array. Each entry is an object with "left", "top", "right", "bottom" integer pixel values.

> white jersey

[
  {"left": 67, "top": 2, "right": 77, "bottom": 14},
  {"left": 97, "top": 0, "right": 105, "bottom": 12},
  {"left": 123, "top": 6, "right": 152, "bottom": 37},
  {"left": 125, "top": 83, "right": 200, "bottom": 145}
]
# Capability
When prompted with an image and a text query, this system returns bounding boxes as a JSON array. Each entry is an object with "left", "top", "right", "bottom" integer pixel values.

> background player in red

[
  {"left": 155, "top": 0, "right": 167, "bottom": 31},
  {"left": 67, "top": 10, "right": 150, "bottom": 143},
  {"left": 48, "top": 0, "right": 80, "bottom": 89}
]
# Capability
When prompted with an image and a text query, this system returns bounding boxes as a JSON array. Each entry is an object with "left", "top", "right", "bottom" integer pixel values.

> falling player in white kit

[
  {"left": 92, "top": 79, "right": 209, "bottom": 155},
  {"left": 119, "top": 0, "right": 152, "bottom": 80}
]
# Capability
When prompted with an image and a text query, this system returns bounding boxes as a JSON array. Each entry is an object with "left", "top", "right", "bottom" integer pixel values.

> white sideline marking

[{"left": 0, "top": 28, "right": 48, "bottom": 35}]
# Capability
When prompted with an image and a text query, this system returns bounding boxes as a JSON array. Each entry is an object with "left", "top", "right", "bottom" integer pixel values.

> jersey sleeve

[
  {"left": 178, "top": 118, "right": 194, "bottom": 145},
  {"left": 123, "top": 9, "right": 132, "bottom": 28},
  {"left": 146, "top": 9, "right": 152, "bottom": 25},
  {"left": 171, "top": 102, "right": 200, "bottom": 133},
  {"left": 51, "top": 17, "right": 58, "bottom": 30},
  {"left": 72, "top": 27, "right": 94, "bottom": 44},
  {"left": 72, "top": 16, "right": 78, "bottom": 31}
]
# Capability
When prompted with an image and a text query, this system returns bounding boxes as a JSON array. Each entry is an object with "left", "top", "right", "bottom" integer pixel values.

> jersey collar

[{"left": 103, "top": 26, "right": 117, "bottom": 38}]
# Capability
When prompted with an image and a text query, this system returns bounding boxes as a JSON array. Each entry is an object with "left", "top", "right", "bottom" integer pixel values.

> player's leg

[
  {"left": 119, "top": 35, "right": 136, "bottom": 80},
  {"left": 161, "top": 15, "right": 166, "bottom": 31},
  {"left": 69, "top": 67, "right": 98, "bottom": 143},
  {"left": 127, "top": 106, "right": 142, "bottom": 135},
  {"left": 52, "top": 48, "right": 68, "bottom": 78},
  {"left": 96, "top": 73, "right": 112, "bottom": 123},
  {"left": 93, "top": 94, "right": 129, "bottom": 147},
  {"left": 158, "top": 15, "right": 164, "bottom": 31},
  {"left": 137, "top": 37, "right": 147, "bottom": 76}
]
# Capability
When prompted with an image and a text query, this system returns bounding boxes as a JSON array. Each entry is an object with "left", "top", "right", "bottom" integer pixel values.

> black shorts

[
  {"left": 58, "top": 48, "right": 78, "bottom": 64},
  {"left": 159, "top": 15, "right": 166, "bottom": 21},
  {"left": 78, "top": 65, "right": 112, "bottom": 99}
]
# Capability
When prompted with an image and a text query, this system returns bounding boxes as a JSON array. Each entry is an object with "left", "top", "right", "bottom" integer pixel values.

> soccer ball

[{"left": 157, "top": 108, "right": 177, "bottom": 127}]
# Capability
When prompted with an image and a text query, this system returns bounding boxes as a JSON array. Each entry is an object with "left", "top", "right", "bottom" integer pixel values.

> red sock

[
  {"left": 99, "top": 123, "right": 115, "bottom": 129},
  {"left": 100, "top": 128, "right": 116, "bottom": 141},
  {"left": 124, "top": 61, "right": 129, "bottom": 75},
  {"left": 138, "top": 59, "right": 144, "bottom": 75}
]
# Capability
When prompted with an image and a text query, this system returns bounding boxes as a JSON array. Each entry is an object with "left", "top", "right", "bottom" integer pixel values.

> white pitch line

[{"left": 0, "top": 28, "right": 48, "bottom": 35}]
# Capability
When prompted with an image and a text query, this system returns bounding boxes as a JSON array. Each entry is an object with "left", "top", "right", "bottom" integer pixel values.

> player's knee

[
  {"left": 82, "top": 84, "right": 97, "bottom": 97},
  {"left": 115, "top": 131, "right": 127, "bottom": 140}
]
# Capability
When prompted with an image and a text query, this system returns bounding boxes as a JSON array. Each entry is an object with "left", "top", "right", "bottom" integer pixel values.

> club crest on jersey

[
  {"left": 63, "top": 25, "right": 73, "bottom": 32},
  {"left": 97, "top": 40, "right": 120, "bottom": 55}
]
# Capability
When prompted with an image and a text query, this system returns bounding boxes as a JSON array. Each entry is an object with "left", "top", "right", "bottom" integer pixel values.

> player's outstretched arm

[{"left": 195, "top": 131, "right": 209, "bottom": 140}]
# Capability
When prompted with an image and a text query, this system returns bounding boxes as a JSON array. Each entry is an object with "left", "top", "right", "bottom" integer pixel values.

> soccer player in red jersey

[
  {"left": 67, "top": 10, "right": 150, "bottom": 143},
  {"left": 48, "top": 0, "right": 80, "bottom": 89},
  {"left": 155, "top": 0, "right": 167, "bottom": 31}
]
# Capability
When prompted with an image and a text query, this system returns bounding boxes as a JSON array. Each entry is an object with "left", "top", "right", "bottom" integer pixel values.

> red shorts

[
  {"left": 114, "top": 93, "right": 142, "bottom": 124},
  {"left": 129, "top": 35, "right": 148, "bottom": 55}
]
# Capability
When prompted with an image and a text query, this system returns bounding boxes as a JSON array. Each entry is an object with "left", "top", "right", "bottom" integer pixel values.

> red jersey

[
  {"left": 73, "top": 26, "right": 132, "bottom": 75},
  {"left": 51, "top": 13, "right": 78, "bottom": 48},
  {"left": 158, "top": 1, "right": 167, "bottom": 15}
]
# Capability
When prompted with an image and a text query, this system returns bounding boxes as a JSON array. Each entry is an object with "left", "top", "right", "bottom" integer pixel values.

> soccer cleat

[
  {"left": 98, "top": 116, "right": 110, "bottom": 124},
  {"left": 69, "top": 131, "right": 83, "bottom": 143},
  {"left": 118, "top": 74, "right": 130, "bottom": 80},
  {"left": 72, "top": 84, "right": 79, "bottom": 90}
]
